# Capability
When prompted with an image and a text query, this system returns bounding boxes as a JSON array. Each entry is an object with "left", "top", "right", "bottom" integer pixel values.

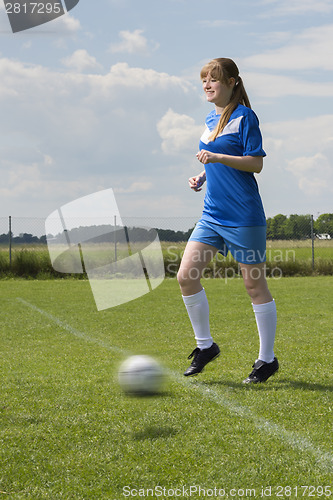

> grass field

[
  {"left": 162, "top": 238, "right": 333, "bottom": 260},
  {"left": 0, "top": 277, "right": 332, "bottom": 499}
]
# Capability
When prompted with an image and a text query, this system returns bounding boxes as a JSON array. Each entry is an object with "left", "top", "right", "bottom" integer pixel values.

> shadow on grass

[
  {"left": 133, "top": 425, "right": 179, "bottom": 441},
  {"left": 201, "top": 378, "right": 333, "bottom": 392},
  {"left": 122, "top": 390, "right": 173, "bottom": 399},
  {"left": 275, "top": 379, "right": 333, "bottom": 392}
]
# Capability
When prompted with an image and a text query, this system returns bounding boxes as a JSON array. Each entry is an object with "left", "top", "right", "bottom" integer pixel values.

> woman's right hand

[{"left": 188, "top": 171, "right": 206, "bottom": 192}]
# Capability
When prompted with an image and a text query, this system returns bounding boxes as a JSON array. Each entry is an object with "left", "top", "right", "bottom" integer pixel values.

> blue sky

[{"left": 0, "top": 0, "right": 332, "bottom": 227}]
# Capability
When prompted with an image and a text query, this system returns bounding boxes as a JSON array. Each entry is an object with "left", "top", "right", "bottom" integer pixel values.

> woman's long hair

[{"left": 200, "top": 58, "right": 251, "bottom": 141}]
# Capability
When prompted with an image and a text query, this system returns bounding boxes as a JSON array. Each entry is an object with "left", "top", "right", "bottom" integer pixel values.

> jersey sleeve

[{"left": 239, "top": 109, "right": 266, "bottom": 157}]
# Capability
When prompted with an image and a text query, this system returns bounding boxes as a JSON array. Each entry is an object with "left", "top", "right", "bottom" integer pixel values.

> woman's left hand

[{"left": 196, "top": 150, "right": 218, "bottom": 164}]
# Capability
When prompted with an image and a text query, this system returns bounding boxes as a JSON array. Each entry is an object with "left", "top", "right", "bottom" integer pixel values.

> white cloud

[
  {"left": 22, "top": 40, "right": 32, "bottom": 50},
  {"left": 259, "top": 0, "right": 333, "bottom": 16},
  {"left": 61, "top": 49, "right": 102, "bottom": 72},
  {"left": 0, "top": 155, "right": 90, "bottom": 202},
  {"left": 257, "top": 115, "right": 333, "bottom": 214},
  {"left": 241, "top": 24, "right": 333, "bottom": 100},
  {"left": 199, "top": 19, "right": 247, "bottom": 28},
  {"left": 114, "top": 182, "right": 153, "bottom": 194},
  {"left": 51, "top": 13, "right": 81, "bottom": 33},
  {"left": 262, "top": 115, "right": 333, "bottom": 155},
  {"left": 0, "top": 58, "right": 198, "bottom": 216},
  {"left": 109, "top": 29, "right": 159, "bottom": 55},
  {"left": 243, "top": 71, "right": 333, "bottom": 98},
  {"left": 157, "top": 109, "right": 203, "bottom": 155},
  {"left": 56, "top": 62, "right": 195, "bottom": 104},
  {"left": 286, "top": 153, "right": 333, "bottom": 196},
  {"left": 243, "top": 24, "right": 333, "bottom": 71}
]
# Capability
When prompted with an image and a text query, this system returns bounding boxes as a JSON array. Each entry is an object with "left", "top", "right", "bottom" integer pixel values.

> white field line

[
  {"left": 16, "top": 297, "right": 126, "bottom": 355},
  {"left": 173, "top": 373, "right": 333, "bottom": 472},
  {"left": 17, "top": 297, "right": 333, "bottom": 473}
]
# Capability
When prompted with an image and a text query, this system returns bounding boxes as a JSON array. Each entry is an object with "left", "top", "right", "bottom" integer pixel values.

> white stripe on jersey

[{"left": 200, "top": 115, "right": 243, "bottom": 145}]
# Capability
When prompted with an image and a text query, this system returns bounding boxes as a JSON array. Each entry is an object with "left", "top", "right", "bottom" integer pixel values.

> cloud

[
  {"left": 262, "top": 115, "right": 333, "bottom": 155},
  {"left": 199, "top": 19, "right": 247, "bottom": 28},
  {"left": 22, "top": 40, "right": 32, "bottom": 49},
  {"left": 243, "top": 24, "right": 333, "bottom": 71},
  {"left": 114, "top": 182, "right": 153, "bottom": 194},
  {"left": 243, "top": 71, "right": 333, "bottom": 98},
  {"left": 0, "top": 152, "right": 90, "bottom": 203},
  {"left": 61, "top": 49, "right": 102, "bottom": 72},
  {"left": 0, "top": 57, "right": 198, "bottom": 216},
  {"left": 258, "top": 115, "right": 333, "bottom": 213},
  {"left": 259, "top": 0, "right": 333, "bottom": 16},
  {"left": 286, "top": 153, "right": 333, "bottom": 196},
  {"left": 90, "top": 62, "right": 193, "bottom": 94},
  {"left": 157, "top": 109, "right": 203, "bottom": 155},
  {"left": 109, "top": 29, "right": 159, "bottom": 55},
  {"left": 54, "top": 13, "right": 81, "bottom": 32},
  {"left": 241, "top": 23, "right": 333, "bottom": 100}
]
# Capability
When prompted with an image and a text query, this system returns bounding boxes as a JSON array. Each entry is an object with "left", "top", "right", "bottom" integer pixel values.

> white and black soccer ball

[{"left": 118, "top": 355, "right": 164, "bottom": 395}]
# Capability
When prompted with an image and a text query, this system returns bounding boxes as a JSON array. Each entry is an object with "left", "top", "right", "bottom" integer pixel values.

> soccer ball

[{"left": 118, "top": 355, "right": 164, "bottom": 396}]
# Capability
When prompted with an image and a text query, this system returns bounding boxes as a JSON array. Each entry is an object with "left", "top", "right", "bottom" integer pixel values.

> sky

[{"left": 0, "top": 0, "right": 333, "bottom": 232}]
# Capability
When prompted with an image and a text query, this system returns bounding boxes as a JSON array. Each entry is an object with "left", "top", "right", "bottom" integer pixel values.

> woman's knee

[
  {"left": 243, "top": 275, "right": 272, "bottom": 303},
  {"left": 177, "top": 242, "right": 217, "bottom": 294},
  {"left": 244, "top": 280, "right": 262, "bottom": 300},
  {"left": 176, "top": 267, "right": 186, "bottom": 288},
  {"left": 177, "top": 266, "right": 200, "bottom": 288},
  {"left": 241, "top": 264, "right": 270, "bottom": 300}
]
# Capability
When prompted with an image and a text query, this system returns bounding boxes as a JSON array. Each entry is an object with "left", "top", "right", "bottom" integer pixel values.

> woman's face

[{"left": 202, "top": 72, "right": 234, "bottom": 109}]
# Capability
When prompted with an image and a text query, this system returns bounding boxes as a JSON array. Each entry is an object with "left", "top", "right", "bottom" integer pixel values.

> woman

[{"left": 177, "top": 58, "right": 278, "bottom": 384}]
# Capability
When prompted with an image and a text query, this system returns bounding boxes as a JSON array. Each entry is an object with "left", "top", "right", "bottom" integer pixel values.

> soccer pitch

[{"left": 0, "top": 277, "right": 332, "bottom": 499}]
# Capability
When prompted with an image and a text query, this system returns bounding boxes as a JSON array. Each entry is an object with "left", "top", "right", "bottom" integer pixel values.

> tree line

[
  {"left": 266, "top": 213, "right": 333, "bottom": 240},
  {"left": 0, "top": 214, "right": 332, "bottom": 244}
]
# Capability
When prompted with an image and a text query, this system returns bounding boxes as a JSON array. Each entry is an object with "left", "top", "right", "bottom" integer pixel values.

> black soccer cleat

[
  {"left": 184, "top": 342, "right": 220, "bottom": 377},
  {"left": 242, "top": 357, "right": 279, "bottom": 384}
]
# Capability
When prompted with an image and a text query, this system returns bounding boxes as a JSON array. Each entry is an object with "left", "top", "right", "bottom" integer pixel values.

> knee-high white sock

[
  {"left": 252, "top": 299, "right": 277, "bottom": 363},
  {"left": 182, "top": 288, "right": 213, "bottom": 350}
]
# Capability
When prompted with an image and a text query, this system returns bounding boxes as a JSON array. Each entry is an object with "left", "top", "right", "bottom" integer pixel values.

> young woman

[{"left": 177, "top": 58, "right": 278, "bottom": 384}]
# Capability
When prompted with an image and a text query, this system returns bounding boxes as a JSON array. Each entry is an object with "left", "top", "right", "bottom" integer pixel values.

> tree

[
  {"left": 314, "top": 213, "right": 333, "bottom": 237},
  {"left": 266, "top": 214, "right": 313, "bottom": 240},
  {"left": 267, "top": 214, "right": 287, "bottom": 240}
]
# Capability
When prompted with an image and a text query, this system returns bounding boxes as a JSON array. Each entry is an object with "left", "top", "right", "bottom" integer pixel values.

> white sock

[
  {"left": 182, "top": 288, "right": 213, "bottom": 350},
  {"left": 252, "top": 299, "right": 277, "bottom": 363}
]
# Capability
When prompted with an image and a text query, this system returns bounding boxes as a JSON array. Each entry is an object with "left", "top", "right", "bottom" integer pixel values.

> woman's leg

[
  {"left": 177, "top": 240, "right": 217, "bottom": 296},
  {"left": 177, "top": 241, "right": 220, "bottom": 376},
  {"left": 240, "top": 262, "right": 278, "bottom": 383}
]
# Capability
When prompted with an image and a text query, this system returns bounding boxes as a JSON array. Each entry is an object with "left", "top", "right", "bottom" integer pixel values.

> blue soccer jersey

[{"left": 199, "top": 104, "right": 266, "bottom": 227}]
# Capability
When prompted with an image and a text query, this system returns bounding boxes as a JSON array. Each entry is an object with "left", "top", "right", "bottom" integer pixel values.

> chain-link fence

[
  {"left": 0, "top": 216, "right": 200, "bottom": 240},
  {"left": 0, "top": 214, "right": 332, "bottom": 275}
]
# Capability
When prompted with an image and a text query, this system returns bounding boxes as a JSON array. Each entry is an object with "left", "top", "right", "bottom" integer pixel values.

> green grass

[
  {"left": 0, "top": 240, "right": 333, "bottom": 279},
  {"left": 162, "top": 240, "right": 333, "bottom": 277},
  {"left": 0, "top": 277, "right": 332, "bottom": 499}
]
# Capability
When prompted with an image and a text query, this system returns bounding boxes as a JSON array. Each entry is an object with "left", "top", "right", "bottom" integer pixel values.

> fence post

[
  {"left": 114, "top": 215, "right": 117, "bottom": 264},
  {"left": 9, "top": 215, "right": 12, "bottom": 267},
  {"left": 311, "top": 215, "right": 315, "bottom": 270}
]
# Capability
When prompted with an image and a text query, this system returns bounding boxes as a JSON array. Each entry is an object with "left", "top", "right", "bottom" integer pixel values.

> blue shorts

[{"left": 189, "top": 219, "right": 267, "bottom": 264}]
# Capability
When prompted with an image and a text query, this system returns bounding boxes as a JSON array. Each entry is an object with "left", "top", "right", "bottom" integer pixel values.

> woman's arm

[{"left": 196, "top": 150, "right": 263, "bottom": 174}]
